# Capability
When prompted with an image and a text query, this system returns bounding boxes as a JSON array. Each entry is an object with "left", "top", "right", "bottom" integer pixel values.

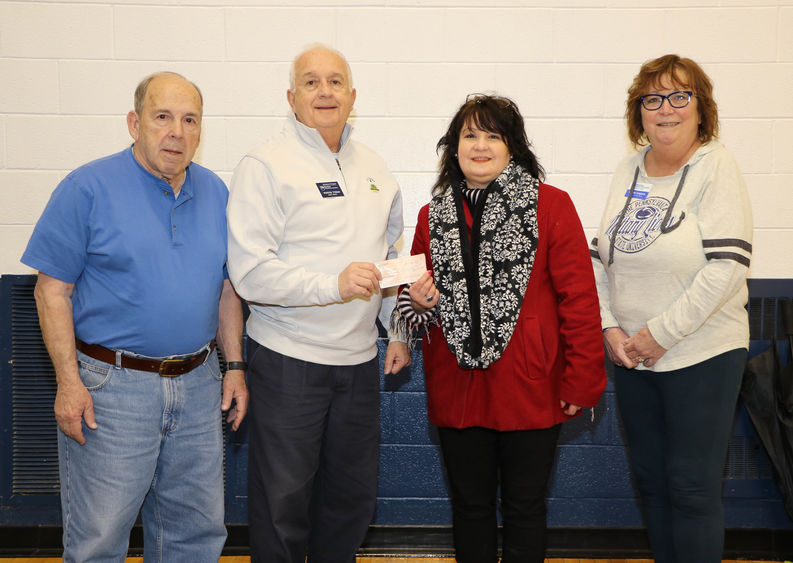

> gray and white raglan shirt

[{"left": 591, "top": 140, "right": 753, "bottom": 372}]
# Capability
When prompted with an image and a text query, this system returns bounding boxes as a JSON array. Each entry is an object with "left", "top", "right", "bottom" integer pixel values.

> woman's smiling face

[
  {"left": 457, "top": 122, "right": 511, "bottom": 189},
  {"left": 641, "top": 73, "right": 700, "bottom": 151}
]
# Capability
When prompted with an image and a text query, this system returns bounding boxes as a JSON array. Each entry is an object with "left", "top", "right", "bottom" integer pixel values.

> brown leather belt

[{"left": 75, "top": 339, "right": 215, "bottom": 377}]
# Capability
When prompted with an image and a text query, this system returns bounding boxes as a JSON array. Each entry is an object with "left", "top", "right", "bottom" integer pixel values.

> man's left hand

[
  {"left": 384, "top": 341, "right": 411, "bottom": 374},
  {"left": 221, "top": 370, "right": 249, "bottom": 430}
]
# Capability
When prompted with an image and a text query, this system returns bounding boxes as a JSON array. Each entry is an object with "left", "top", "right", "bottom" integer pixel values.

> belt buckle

[{"left": 158, "top": 358, "right": 184, "bottom": 378}]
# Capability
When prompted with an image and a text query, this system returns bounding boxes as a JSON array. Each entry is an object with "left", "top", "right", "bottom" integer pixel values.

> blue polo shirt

[{"left": 22, "top": 147, "right": 229, "bottom": 357}]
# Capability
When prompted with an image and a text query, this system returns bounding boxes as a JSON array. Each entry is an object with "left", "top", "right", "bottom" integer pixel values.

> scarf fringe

[
  {"left": 388, "top": 293, "right": 438, "bottom": 350},
  {"left": 389, "top": 306, "right": 412, "bottom": 347}
]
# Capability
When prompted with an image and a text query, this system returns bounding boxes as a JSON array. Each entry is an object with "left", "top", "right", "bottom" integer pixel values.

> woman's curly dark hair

[{"left": 432, "top": 94, "right": 545, "bottom": 196}]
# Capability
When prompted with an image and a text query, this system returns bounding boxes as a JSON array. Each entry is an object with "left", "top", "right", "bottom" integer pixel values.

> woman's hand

[
  {"left": 560, "top": 400, "right": 582, "bottom": 417},
  {"left": 408, "top": 271, "right": 440, "bottom": 313},
  {"left": 603, "top": 327, "right": 637, "bottom": 369},
  {"left": 623, "top": 327, "right": 667, "bottom": 368}
]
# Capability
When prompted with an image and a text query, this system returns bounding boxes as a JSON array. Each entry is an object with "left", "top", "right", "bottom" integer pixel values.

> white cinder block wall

[{"left": 1, "top": 1, "right": 791, "bottom": 278}]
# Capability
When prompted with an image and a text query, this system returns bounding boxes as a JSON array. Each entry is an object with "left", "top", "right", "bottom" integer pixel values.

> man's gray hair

[
  {"left": 133, "top": 71, "right": 203, "bottom": 116},
  {"left": 288, "top": 44, "right": 353, "bottom": 91}
]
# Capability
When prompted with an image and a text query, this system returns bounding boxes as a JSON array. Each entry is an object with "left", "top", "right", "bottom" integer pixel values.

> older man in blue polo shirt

[{"left": 21, "top": 71, "right": 248, "bottom": 562}]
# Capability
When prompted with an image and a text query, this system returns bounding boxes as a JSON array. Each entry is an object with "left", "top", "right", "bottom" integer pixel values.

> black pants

[
  {"left": 614, "top": 348, "right": 745, "bottom": 563},
  {"left": 438, "top": 425, "right": 561, "bottom": 563},
  {"left": 247, "top": 340, "right": 380, "bottom": 563}
]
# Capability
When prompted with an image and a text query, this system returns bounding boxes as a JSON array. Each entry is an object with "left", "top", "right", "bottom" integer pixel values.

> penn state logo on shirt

[{"left": 605, "top": 196, "right": 678, "bottom": 253}]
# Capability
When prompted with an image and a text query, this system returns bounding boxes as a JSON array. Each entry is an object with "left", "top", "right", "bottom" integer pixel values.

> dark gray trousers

[{"left": 247, "top": 339, "right": 380, "bottom": 563}]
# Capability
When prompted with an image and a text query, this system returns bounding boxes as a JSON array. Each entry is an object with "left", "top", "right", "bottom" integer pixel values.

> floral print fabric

[{"left": 429, "top": 161, "right": 539, "bottom": 369}]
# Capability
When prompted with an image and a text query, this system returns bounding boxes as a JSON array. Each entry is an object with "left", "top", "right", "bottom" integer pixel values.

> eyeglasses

[
  {"left": 640, "top": 91, "right": 694, "bottom": 111},
  {"left": 465, "top": 93, "right": 517, "bottom": 109}
]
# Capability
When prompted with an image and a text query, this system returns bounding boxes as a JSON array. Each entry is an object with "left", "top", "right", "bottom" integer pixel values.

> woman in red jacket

[{"left": 391, "top": 94, "right": 606, "bottom": 562}]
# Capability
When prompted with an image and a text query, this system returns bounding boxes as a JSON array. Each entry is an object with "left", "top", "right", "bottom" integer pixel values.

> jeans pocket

[
  {"left": 77, "top": 359, "right": 114, "bottom": 391},
  {"left": 207, "top": 350, "right": 223, "bottom": 382}
]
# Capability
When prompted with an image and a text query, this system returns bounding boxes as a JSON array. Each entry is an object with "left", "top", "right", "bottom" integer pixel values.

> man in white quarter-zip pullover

[{"left": 227, "top": 44, "right": 408, "bottom": 563}]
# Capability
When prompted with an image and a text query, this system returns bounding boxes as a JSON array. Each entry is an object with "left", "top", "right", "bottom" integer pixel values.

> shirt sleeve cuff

[
  {"left": 647, "top": 316, "right": 680, "bottom": 351},
  {"left": 319, "top": 273, "right": 342, "bottom": 304},
  {"left": 600, "top": 312, "right": 619, "bottom": 332}
]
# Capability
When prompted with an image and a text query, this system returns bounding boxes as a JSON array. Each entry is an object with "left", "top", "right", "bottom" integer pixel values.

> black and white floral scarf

[{"left": 429, "top": 161, "right": 539, "bottom": 369}]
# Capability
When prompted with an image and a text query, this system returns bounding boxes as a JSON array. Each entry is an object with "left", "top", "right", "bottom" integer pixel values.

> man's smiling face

[{"left": 287, "top": 48, "right": 356, "bottom": 151}]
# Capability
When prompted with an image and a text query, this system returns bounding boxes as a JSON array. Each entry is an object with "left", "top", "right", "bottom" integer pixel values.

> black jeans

[{"left": 438, "top": 424, "right": 561, "bottom": 563}]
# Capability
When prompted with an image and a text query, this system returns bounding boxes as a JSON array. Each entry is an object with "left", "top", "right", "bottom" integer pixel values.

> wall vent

[
  {"left": 724, "top": 435, "right": 773, "bottom": 480},
  {"left": 10, "top": 280, "right": 59, "bottom": 496},
  {"left": 747, "top": 296, "right": 785, "bottom": 340}
]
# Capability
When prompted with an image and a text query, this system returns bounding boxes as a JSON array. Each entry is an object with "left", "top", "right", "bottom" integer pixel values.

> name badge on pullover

[
  {"left": 316, "top": 181, "right": 344, "bottom": 198},
  {"left": 625, "top": 182, "right": 652, "bottom": 200}
]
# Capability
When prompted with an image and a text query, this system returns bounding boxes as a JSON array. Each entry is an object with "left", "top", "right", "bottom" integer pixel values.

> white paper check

[{"left": 375, "top": 254, "right": 427, "bottom": 289}]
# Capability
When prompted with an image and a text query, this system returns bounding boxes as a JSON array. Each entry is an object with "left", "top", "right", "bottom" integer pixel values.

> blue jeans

[
  {"left": 58, "top": 348, "right": 227, "bottom": 563},
  {"left": 614, "top": 348, "right": 746, "bottom": 563}
]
